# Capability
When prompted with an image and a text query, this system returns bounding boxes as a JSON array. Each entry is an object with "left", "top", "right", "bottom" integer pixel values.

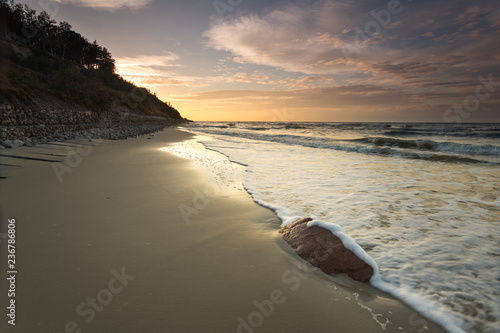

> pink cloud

[{"left": 55, "top": 0, "right": 153, "bottom": 10}]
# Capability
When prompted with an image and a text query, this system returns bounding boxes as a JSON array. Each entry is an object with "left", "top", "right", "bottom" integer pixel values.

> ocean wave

[
  {"left": 284, "top": 123, "right": 308, "bottom": 130},
  {"left": 353, "top": 137, "right": 500, "bottom": 156},
  {"left": 185, "top": 122, "right": 500, "bottom": 333},
  {"left": 354, "top": 137, "right": 438, "bottom": 150},
  {"left": 402, "top": 153, "right": 491, "bottom": 164},
  {"left": 189, "top": 128, "right": 499, "bottom": 164},
  {"left": 247, "top": 126, "right": 269, "bottom": 131},
  {"left": 193, "top": 124, "right": 231, "bottom": 129},
  {"left": 383, "top": 130, "right": 426, "bottom": 136},
  {"left": 189, "top": 122, "right": 500, "bottom": 139},
  {"left": 384, "top": 128, "right": 500, "bottom": 138}
]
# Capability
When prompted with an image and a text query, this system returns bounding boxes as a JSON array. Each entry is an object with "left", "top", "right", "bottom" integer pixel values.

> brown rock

[{"left": 279, "top": 218, "right": 374, "bottom": 282}]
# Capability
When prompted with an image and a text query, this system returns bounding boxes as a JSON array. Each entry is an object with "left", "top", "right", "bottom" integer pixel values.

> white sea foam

[{"left": 182, "top": 123, "right": 500, "bottom": 333}]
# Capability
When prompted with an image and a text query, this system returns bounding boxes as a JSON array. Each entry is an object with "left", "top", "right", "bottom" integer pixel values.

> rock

[
  {"left": 279, "top": 218, "right": 374, "bottom": 283},
  {"left": 2, "top": 140, "right": 14, "bottom": 148},
  {"left": 13, "top": 140, "right": 24, "bottom": 147}
]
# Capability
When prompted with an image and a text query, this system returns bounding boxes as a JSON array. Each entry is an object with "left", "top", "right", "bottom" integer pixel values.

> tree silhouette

[
  {"left": 1, "top": 0, "right": 182, "bottom": 119},
  {"left": 1, "top": 1, "right": 116, "bottom": 72}
]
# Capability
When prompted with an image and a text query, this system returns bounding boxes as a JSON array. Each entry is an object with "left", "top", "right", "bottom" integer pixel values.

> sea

[{"left": 176, "top": 122, "right": 500, "bottom": 333}]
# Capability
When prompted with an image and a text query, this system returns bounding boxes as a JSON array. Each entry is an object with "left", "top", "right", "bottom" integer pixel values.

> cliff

[{"left": 0, "top": 1, "right": 188, "bottom": 145}]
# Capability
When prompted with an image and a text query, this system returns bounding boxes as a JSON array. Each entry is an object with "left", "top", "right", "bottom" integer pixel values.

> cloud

[
  {"left": 139, "top": 78, "right": 208, "bottom": 87},
  {"left": 172, "top": 82, "right": 500, "bottom": 122},
  {"left": 175, "top": 85, "right": 420, "bottom": 107},
  {"left": 458, "top": 5, "right": 491, "bottom": 24},
  {"left": 178, "top": 0, "right": 500, "bottom": 122},
  {"left": 170, "top": 85, "right": 433, "bottom": 122},
  {"left": 224, "top": 72, "right": 270, "bottom": 84},
  {"left": 204, "top": 0, "right": 500, "bottom": 85},
  {"left": 203, "top": 6, "right": 352, "bottom": 75},
  {"left": 115, "top": 53, "right": 209, "bottom": 88},
  {"left": 55, "top": 0, "right": 153, "bottom": 10},
  {"left": 115, "top": 53, "right": 181, "bottom": 77},
  {"left": 297, "top": 76, "right": 333, "bottom": 83}
]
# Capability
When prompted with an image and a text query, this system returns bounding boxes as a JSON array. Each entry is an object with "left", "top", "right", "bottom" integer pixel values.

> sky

[{"left": 16, "top": 0, "right": 500, "bottom": 122}]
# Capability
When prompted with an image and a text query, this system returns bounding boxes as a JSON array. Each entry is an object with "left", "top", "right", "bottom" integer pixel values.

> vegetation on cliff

[{"left": 0, "top": 0, "right": 183, "bottom": 119}]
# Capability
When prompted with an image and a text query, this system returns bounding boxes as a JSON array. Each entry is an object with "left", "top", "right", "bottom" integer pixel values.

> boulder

[
  {"left": 2, "top": 140, "right": 13, "bottom": 148},
  {"left": 13, "top": 140, "right": 24, "bottom": 147},
  {"left": 279, "top": 218, "right": 374, "bottom": 282}
]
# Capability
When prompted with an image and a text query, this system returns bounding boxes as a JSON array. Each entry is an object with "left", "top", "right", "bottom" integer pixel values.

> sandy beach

[{"left": 0, "top": 128, "right": 447, "bottom": 332}]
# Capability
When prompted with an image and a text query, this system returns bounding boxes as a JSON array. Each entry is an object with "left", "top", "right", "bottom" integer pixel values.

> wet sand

[{"left": 0, "top": 128, "right": 447, "bottom": 332}]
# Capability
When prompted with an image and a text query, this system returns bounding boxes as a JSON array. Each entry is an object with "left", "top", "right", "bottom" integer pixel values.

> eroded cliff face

[
  {"left": 0, "top": 38, "right": 187, "bottom": 145},
  {"left": 0, "top": 44, "right": 188, "bottom": 144},
  {"left": 0, "top": 93, "right": 189, "bottom": 148}
]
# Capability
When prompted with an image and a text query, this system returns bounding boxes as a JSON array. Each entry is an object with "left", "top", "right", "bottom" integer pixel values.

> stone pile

[{"left": 0, "top": 104, "right": 185, "bottom": 148}]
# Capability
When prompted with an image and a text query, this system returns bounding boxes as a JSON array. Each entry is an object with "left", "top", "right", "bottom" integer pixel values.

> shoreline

[{"left": 0, "top": 128, "right": 447, "bottom": 332}]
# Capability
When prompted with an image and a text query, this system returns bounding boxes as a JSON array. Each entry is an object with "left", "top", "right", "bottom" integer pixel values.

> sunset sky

[{"left": 17, "top": 0, "right": 500, "bottom": 122}]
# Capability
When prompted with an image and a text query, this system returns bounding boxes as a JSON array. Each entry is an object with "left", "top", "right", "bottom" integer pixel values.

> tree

[
  {"left": 3, "top": 1, "right": 117, "bottom": 73},
  {"left": 3, "top": 1, "right": 181, "bottom": 118},
  {"left": 22, "top": 4, "right": 37, "bottom": 46},
  {"left": 97, "top": 46, "right": 115, "bottom": 73},
  {"left": 54, "top": 21, "right": 72, "bottom": 59},
  {"left": 0, "top": 0, "right": 12, "bottom": 39},
  {"left": 9, "top": 1, "right": 25, "bottom": 38},
  {"left": 83, "top": 40, "right": 99, "bottom": 69},
  {"left": 35, "top": 11, "right": 56, "bottom": 53},
  {"left": 65, "top": 30, "right": 88, "bottom": 64},
  {"left": 82, "top": 41, "right": 115, "bottom": 72}
]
